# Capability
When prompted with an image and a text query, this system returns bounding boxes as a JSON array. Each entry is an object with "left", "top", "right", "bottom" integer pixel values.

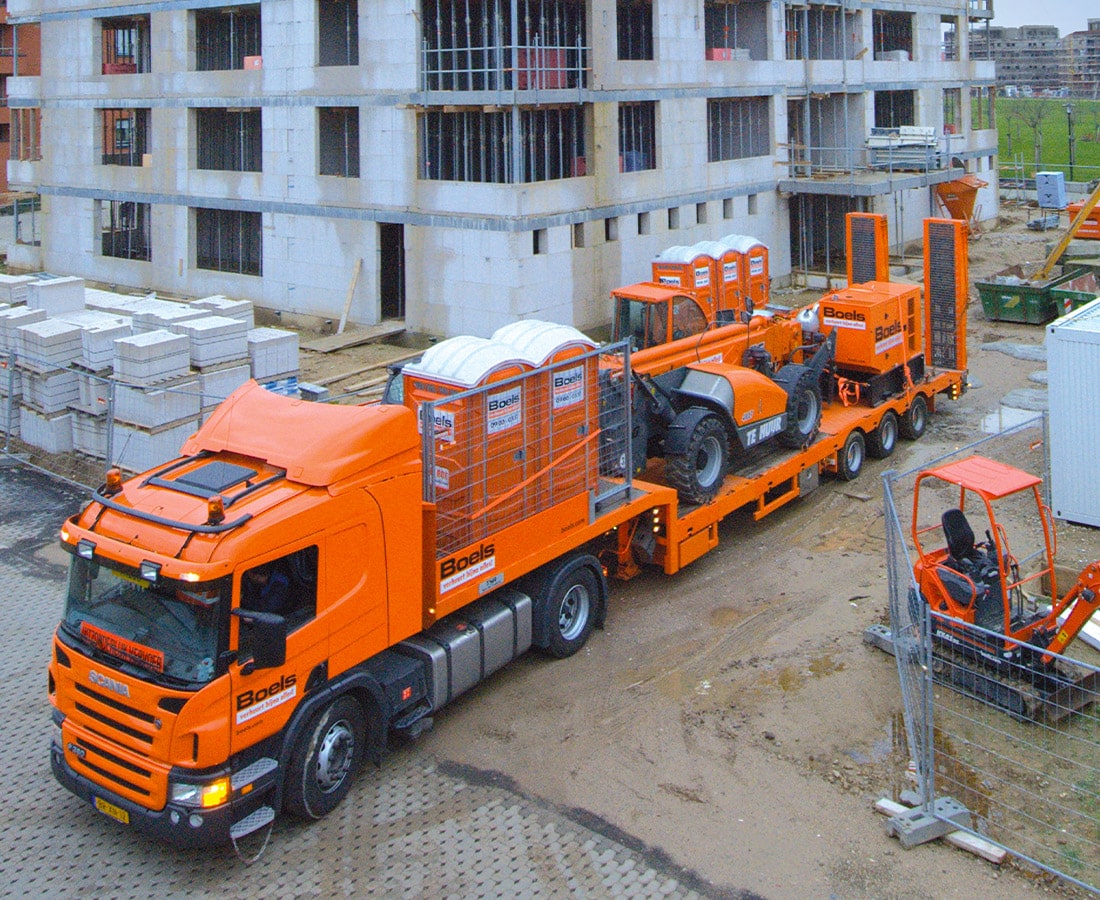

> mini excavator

[{"left": 910, "top": 456, "right": 1100, "bottom": 720}]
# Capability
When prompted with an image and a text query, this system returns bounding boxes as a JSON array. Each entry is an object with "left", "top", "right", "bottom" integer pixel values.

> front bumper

[{"left": 50, "top": 740, "right": 268, "bottom": 848}]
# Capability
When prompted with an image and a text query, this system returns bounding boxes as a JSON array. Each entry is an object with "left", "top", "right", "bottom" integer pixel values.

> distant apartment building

[
  {"left": 0, "top": 4, "right": 39, "bottom": 192},
  {"left": 969, "top": 24, "right": 1063, "bottom": 95},
  {"left": 1064, "top": 20, "right": 1100, "bottom": 100},
  {"left": 4, "top": 0, "right": 998, "bottom": 337}
]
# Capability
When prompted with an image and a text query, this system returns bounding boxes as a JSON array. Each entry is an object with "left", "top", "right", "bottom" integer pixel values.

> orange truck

[{"left": 48, "top": 219, "right": 969, "bottom": 847}]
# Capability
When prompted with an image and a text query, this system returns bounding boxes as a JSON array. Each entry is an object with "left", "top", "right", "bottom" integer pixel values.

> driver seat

[{"left": 941, "top": 508, "right": 978, "bottom": 573}]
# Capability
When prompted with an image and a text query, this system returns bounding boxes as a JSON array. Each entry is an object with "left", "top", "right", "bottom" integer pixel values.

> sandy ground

[{"left": 295, "top": 207, "right": 1098, "bottom": 899}]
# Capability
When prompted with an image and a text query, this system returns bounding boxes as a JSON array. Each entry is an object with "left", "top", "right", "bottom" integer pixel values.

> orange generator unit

[{"left": 816, "top": 281, "right": 924, "bottom": 404}]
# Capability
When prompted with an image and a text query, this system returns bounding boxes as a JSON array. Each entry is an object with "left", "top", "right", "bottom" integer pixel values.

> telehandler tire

[
  {"left": 837, "top": 430, "right": 865, "bottom": 481},
  {"left": 285, "top": 695, "right": 367, "bottom": 819},
  {"left": 867, "top": 410, "right": 899, "bottom": 459},
  {"left": 900, "top": 395, "right": 928, "bottom": 440},
  {"left": 665, "top": 414, "right": 729, "bottom": 504},
  {"left": 777, "top": 368, "right": 822, "bottom": 449}
]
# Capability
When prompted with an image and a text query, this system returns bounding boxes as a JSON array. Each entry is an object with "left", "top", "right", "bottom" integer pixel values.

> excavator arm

[{"left": 1042, "top": 562, "right": 1100, "bottom": 663}]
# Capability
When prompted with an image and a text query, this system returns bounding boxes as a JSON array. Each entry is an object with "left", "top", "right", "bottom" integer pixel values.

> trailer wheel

[
  {"left": 531, "top": 555, "right": 603, "bottom": 659},
  {"left": 900, "top": 395, "right": 928, "bottom": 440},
  {"left": 285, "top": 696, "right": 366, "bottom": 820},
  {"left": 778, "top": 369, "right": 822, "bottom": 449},
  {"left": 867, "top": 410, "right": 899, "bottom": 459},
  {"left": 837, "top": 430, "right": 865, "bottom": 482},
  {"left": 665, "top": 414, "right": 729, "bottom": 504}
]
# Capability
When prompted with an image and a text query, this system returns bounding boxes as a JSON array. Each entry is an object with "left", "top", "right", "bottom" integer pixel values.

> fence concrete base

[{"left": 885, "top": 797, "right": 972, "bottom": 849}]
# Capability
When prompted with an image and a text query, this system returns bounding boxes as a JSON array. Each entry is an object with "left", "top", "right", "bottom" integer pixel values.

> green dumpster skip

[
  {"left": 1050, "top": 270, "right": 1100, "bottom": 317},
  {"left": 977, "top": 265, "right": 1086, "bottom": 324}
]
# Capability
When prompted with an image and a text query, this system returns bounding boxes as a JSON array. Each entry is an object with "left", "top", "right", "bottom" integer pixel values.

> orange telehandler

[{"left": 911, "top": 455, "right": 1100, "bottom": 718}]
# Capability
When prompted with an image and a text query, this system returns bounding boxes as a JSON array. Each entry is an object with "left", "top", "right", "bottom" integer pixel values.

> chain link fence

[{"left": 881, "top": 414, "right": 1100, "bottom": 893}]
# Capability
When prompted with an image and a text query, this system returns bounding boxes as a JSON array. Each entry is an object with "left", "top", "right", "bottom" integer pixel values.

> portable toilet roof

[
  {"left": 492, "top": 319, "right": 596, "bottom": 366},
  {"left": 718, "top": 234, "right": 767, "bottom": 254},
  {"left": 653, "top": 245, "right": 699, "bottom": 264},
  {"left": 403, "top": 335, "right": 525, "bottom": 388},
  {"left": 692, "top": 240, "right": 726, "bottom": 260}
]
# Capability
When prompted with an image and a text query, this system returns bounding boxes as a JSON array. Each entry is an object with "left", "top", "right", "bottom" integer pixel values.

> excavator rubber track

[
  {"left": 863, "top": 625, "right": 1100, "bottom": 723},
  {"left": 931, "top": 645, "right": 1100, "bottom": 723}
]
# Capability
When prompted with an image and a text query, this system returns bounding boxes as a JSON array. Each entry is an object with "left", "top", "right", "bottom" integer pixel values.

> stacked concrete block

[
  {"left": 248, "top": 327, "right": 299, "bottom": 381},
  {"left": 197, "top": 364, "right": 250, "bottom": 413},
  {"left": 16, "top": 319, "right": 83, "bottom": 372},
  {"left": 19, "top": 407, "right": 73, "bottom": 454},
  {"left": 169, "top": 315, "right": 249, "bottom": 369},
  {"left": 78, "top": 319, "right": 133, "bottom": 372},
  {"left": 115, "top": 379, "right": 201, "bottom": 429},
  {"left": 131, "top": 300, "right": 207, "bottom": 334},
  {"left": 84, "top": 290, "right": 148, "bottom": 317},
  {"left": 0, "top": 274, "right": 35, "bottom": 306},
  {"left": 0, "top": 305, "right": 47, "bottom": 353},
  {"left": 194, "top": 295, "right": 255, "bottom": 329},
  {"left": 22, "top": 369, "right": 80, "bottom": 414},
  {"left": 114, "top": 418, "right": 199, "bottom": 474},
  {"left": 74, "top": 370, "right": 111, "bottom": 416},
  {"left": 72, "top": 411, "right": 109, "bottom": 459},
  {"left": 26, "top": 276, "right": 86, "bottom": 317},
  {"left": 114, "top": 331, "right": 191, "bottom": 385}
]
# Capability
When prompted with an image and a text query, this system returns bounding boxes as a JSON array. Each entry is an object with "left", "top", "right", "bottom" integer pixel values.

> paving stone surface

[{"left": 0, "top": 464, "right": 724, "bottom": 899}]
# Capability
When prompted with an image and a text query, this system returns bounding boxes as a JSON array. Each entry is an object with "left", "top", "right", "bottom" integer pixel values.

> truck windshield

[{"left": 59, "top": 556, "right": 227, "bottom": 688}]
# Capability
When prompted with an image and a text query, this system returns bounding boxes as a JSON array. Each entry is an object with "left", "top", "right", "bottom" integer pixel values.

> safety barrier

[{"left": 881, "top": 414, "right": 1099, "bottom": 893}]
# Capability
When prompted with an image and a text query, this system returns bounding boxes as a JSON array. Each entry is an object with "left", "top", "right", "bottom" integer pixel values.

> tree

[{"left": 1015, "top": 99, "right": 1051, "bottom": 167}]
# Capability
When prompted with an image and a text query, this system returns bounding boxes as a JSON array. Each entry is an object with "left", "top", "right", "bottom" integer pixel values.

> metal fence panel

[{"left": 883, "top": 414, "right": 1100, "bottom": 893}]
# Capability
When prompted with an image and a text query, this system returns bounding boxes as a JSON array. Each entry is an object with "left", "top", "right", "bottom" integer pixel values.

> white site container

[{"left": 1047, "top": 296, "right": 1100, "bottom": 526}]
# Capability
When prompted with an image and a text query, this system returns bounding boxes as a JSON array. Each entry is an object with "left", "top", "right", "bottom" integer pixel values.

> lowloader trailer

[{"left": 48, "top": 219, "right": 968, "bottom": 847}]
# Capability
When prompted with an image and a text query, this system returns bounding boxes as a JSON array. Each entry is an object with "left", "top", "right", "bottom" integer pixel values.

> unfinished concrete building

[{"left": 5, "top": 0, "right": 997, "bottom": 337}]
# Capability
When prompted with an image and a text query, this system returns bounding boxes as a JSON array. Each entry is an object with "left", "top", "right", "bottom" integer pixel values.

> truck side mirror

[{"left": 231, "top": 608, "right": 287, "bottom": 672}]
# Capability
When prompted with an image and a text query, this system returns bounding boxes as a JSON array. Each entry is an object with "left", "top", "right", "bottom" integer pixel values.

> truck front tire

[
  {"left": 530, "top": 555, "right": 604, "bottom": 659},
  {"left": 285, "top": 695, "right": 366, "bottom": 820}
]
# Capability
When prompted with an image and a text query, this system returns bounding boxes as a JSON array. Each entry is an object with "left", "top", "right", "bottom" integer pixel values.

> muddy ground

[{"left": 305, "top": 207, "right": 1097, "bottom": 899}]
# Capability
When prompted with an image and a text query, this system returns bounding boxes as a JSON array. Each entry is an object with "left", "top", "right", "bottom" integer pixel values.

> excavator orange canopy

[{"left": 920, "top": 455, "right": 1040, "bottom": 500}]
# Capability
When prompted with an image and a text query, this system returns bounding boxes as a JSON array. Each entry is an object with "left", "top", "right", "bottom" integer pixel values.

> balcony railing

[{"left": 421, "top": 36, "right": 588, "bottom": 93}]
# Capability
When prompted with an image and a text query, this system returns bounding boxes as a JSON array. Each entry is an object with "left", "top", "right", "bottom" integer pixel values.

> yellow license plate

[{"left": 94, "top": 796, "right": 130, "bottom": 825}]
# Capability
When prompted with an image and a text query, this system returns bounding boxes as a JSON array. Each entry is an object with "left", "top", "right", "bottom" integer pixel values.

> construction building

[
  {"left": 0, "top": 6, "right": 39, "bottom": 193},
  {"left": 968, "top": 24, "right": 1063, "bottom": 97},
  {"left": 1064, "top": 20, "right": 1100, "bottom": 101},
  {"left": 4, "top": 0, "right": 997, "bottom": 337}
]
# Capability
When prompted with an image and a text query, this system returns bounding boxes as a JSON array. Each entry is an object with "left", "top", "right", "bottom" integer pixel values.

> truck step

[
  {"left": 392, "top": 700, "right": 433, "bottom": 733},
  {"left": 229, "top": 805, "right": 275, "bottom": 840}
]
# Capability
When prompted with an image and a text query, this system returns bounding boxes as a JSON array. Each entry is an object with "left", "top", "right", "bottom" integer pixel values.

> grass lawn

[{"left": 997, "top": 97, "right": 1100, "bottom": 182}]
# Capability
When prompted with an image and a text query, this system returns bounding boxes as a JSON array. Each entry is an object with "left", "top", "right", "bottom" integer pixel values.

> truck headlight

[{"left": 170, "top": 777, "right": 230, "bottom": 808}]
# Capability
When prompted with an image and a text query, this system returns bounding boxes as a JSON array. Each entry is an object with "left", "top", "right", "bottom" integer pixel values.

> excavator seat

[
  {"left": 939, "top": 508, "right": 1004, "bottom": 629},
  {"left": 941, "top": 508, "right": 979, "bottom": 571}
]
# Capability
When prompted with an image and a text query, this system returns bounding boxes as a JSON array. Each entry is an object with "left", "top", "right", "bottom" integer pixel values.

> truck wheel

[
  {"left": 665, "top": 415, "right": 729, "bottom": 504},
  {"left": 285, "top": 696, "right": 366, "bottom": 820},
  {"left": 532, "top": 556, "right": 602, "bottom": 659},
  {"left": 867, "top": 410, "right": 899, "bottom": 459},
  {"left": 900, "top": 395, "right": 928, "bottom": 440},
  {"left": 837, "top": 430, "right": 865, "bottom": 481},
  {"left": 778, "top": 369, "right": 822, "bottom": 449}
]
